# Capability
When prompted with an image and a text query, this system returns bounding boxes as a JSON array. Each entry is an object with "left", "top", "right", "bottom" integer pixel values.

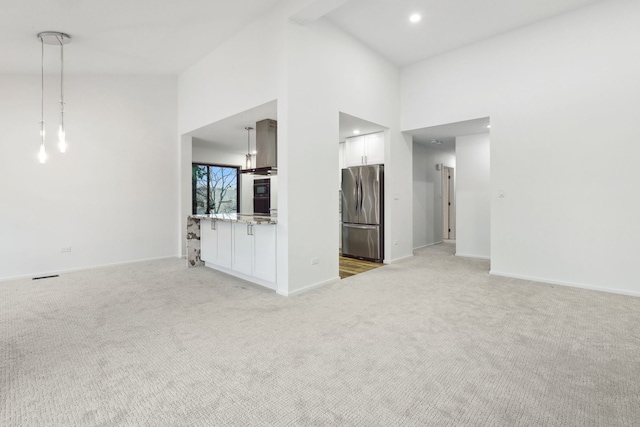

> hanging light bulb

[
  {"left": 58, "top": 124, "right": 66, "bottom": 153},
  {"left": 38, "top": 142, "right": 47, "bottom": 164},
  {"left": 245, "top": 126, "right": 254, "bottom": 169},
  {"left": 39, "top": 121, "right": 47, "bottom": 163}
]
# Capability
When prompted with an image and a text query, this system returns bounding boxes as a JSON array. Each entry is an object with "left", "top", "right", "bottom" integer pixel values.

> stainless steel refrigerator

[{"left": 341, "top": 165, "right": 384, "bottom": 262}]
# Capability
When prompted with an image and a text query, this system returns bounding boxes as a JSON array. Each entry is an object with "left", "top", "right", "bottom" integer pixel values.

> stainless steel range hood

[{"left": 241, "top": 119, "right": 277, "bottom": 175}]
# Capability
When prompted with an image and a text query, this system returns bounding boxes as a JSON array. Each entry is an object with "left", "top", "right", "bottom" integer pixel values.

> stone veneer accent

[{"left": 186, "top": 217, "right": 204, "bottom": 267}]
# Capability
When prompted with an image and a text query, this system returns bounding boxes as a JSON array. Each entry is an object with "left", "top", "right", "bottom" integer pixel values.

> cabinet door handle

[
  {"left": 211, "top": 220, "right": 217, "bottom": 230},
  {"left": 364, "top": 155, "right": 367, "bottom": 164}
]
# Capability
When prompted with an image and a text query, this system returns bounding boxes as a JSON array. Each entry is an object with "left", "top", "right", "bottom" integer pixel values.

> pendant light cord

[
  {"left": 245, "top": 126, "right": 253, "bottom": 155},
  {"left": 58, "top": 35, "right": 64, "bottom": 124},
  {"left": 40, "top": 36, "right": 44, "bottom": 137}
]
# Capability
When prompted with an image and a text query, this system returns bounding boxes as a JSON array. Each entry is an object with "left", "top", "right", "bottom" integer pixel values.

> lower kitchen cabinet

[
  {"left": 200, "top": 219, "right": 217, "bottom": 263},
  {"left": 201, "top": 218, "right": 277, "bottom": 288},
  {"left": 232, "top": 222, "right": 277, "bottom": 283},
  {"left": 201, "top": 220, "right": 232, "bottom": 269},
  {"left": 252, "top": 224, "right": 277, "bottom": 282},
  {"left": 217, "top": 221, "right": 233, "bottom": 268},
  {"left": 232, "top": 223, "right": 254, "bottom": 276}
]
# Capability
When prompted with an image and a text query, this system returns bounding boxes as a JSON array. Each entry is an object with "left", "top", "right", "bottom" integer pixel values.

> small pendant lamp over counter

[{"left": 245, "top": 126, "right": 254, "bottom": 169}]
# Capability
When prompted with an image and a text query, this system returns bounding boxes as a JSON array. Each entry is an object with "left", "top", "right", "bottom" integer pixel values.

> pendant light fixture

[
  {"left": 38, "top": 35, "right": 46, "bottom": 164},
  {"left": 37, "top": 31, "right": 71, "bottom": 163},
  {"left": 245, "top": 126, "right": 254, "bottom": 169}
]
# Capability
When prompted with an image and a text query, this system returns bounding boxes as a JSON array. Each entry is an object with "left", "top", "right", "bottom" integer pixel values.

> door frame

[{"left": 442, "top": 166, "right": 455, "bottom": 240}]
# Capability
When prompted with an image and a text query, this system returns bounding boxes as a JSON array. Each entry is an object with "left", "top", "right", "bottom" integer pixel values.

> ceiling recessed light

[
  {"left": 486, "top": 124, "right": 491, "bottom": 129},
  {"left": 353, "top": 129, "right": 360, "bottom": 135},
  {"left": 430, "top": 140, "right": 442, "bottom": 145},
  {"left": 409, "top": 13, "right": 421, "bottom": 23}
]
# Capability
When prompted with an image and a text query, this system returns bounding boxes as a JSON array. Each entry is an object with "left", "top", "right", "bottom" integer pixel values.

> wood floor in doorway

[{"left": 339, "top": 256, "right": 383, "bottom": 279}]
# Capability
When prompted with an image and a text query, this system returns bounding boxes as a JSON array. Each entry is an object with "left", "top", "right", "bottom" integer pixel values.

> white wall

[
  {"left": 401, "top": 0, "right": 640, "bottom": 295},
  {"left": 178, "top": 1, "right": 294, "bottom": 288},
  {"left": 455, "top": 134, "right": 490, "bottom": 259},
  {"left": 192, "top": 140, "right": 245, "bottom": 166},
  {"left": 178, "top": 3, "right": 292, "bottom": 135},
  {"left": 178, "top": 4, "right": 411, "bottom": 295},
  {"left": 0, "top": 75, "right": 178, "bottom": 280},
  {"left": 412, "top": 144, "right": 455, "bottom": 249},
  {"left": 284, "top": 18, "right": 411, "bottom": 295}
]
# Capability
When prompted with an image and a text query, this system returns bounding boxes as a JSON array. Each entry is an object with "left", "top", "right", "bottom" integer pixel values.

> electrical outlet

[
  {"left": 61, "top": 246, "right": 71, "bottom": 253},
  {"left": 311, "top": 258, "right": 319, "bottom": 265}
]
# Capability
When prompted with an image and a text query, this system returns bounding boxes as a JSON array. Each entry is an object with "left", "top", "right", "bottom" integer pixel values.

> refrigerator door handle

[
  {"left": 359, "top": 176, "right": 364, "bottom": 216},
  {"left": 355, "top": 175, "right": 361, "bottom": 214}
]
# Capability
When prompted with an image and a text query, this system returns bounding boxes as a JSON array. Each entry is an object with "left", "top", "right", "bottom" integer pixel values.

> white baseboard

[
  {"left": 456, "top": 253, "right": 491, "bottom": 260},
  {"left": 490, "top": 270, "right": 640, "bottom": 298},
  {"left": 277, "top": 277, "right": 340, "bottom": 297},
  {"left": 203, "top": 262, "right": 277, "bottom": 291},
  {"left": 413, "top": 241, "right": 443, "bottom": 250},
  {"left": 0, "top": 255, "right": 180, "bottom": 283},
  {"left": 385, "top": 254, "right": 414, "bottom": 264}
]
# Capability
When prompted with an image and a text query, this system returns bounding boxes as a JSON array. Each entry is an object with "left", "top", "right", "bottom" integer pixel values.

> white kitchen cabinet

[
  {"left": 200, "top": 220, "right": 217, "bottom": 263},
  {"left": 232, "top": 222, "right": 254, "bottom": 276},
  {"left": 200, "top": 220, "right": 232, "bottom": 269},
  {"left": 345, "top": 135, "right": 365, "bottom": 166},
  {"left": 194, "top": 217, "right": 277, "bottom": 290},
  {"left": 200, "top": 219, "right": 277, "bottom": 289},
  {"left": 217, "top": 221, "right": 233, "bottom": 269},
  {"left": 232, "top": 222, "right": 277, "bottom": 285},
  {"left": 345, "top": 132, "right": 384, "bottom": 167},
  {"left": 364, "top": 132, "right": 384, "bottom": 165},
  {"left": 253, "top": 224, "right": 277, "bottom": 282}
]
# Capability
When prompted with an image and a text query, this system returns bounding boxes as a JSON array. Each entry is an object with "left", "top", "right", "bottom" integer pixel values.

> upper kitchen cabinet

[{"left": 345, "top": 132, "right": 384, "bottom": 167}]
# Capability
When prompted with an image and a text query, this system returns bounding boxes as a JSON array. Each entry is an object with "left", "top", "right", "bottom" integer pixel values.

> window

[{"left": 192, "top": 163, "right": 240, "bottom": 214}]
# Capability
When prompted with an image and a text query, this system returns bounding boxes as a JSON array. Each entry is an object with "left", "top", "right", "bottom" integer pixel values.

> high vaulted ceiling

[
  {"left": 0, "top": 0, "right": 607, "bottom": 75},
  {"left": 0, "top": 0, "right": 283, "bottom": 74},
  {"left": 325, "top": 0, "right": 605, "bottom": 66}
]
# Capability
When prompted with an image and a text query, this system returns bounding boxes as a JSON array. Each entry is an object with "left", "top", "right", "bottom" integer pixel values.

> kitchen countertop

[{"left": 190, "top": 213, "right": 277, "bottom": 225}]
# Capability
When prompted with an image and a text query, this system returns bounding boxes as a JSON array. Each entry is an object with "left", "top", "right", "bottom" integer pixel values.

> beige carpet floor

[{"left": 2, "top": 243, "right": 639, "bottom": 426}]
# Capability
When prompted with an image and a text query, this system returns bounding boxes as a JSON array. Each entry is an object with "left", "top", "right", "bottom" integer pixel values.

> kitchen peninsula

[{"left": 187, "top": 213, "right": 277, "bottom": 290}]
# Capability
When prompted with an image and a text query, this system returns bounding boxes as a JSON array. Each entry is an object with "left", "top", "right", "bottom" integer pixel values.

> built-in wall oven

[{"left": 253, "top": 178, "right": 271, "bottom": 215}]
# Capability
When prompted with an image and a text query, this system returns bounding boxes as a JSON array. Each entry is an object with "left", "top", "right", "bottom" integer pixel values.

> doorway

[
  {"left": 338, "top": 111, "right": 387, "bottom": 278},
  {"left": 442, "top": 166, "right": 455, "bottom": 240}
]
